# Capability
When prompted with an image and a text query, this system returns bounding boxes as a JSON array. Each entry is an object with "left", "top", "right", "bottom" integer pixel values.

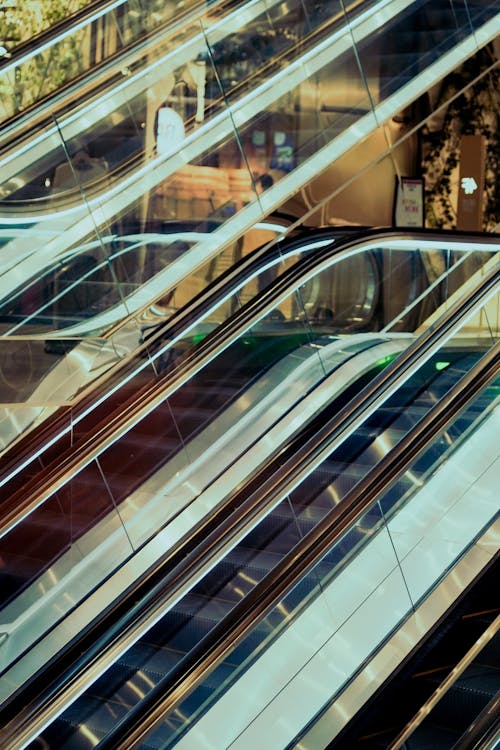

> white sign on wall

[{"left": 393, "top": 176, "right": 424, "bottom": 228}]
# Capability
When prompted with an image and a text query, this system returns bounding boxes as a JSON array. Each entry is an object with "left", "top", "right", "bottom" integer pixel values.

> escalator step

[
  {"left": 193, "top": 547, "right": 285, "bottom": 601},
  {"left": 429, "top": 664, "right": 500, "bottom": 727},
  {"left": 88, "top": 642, "right": 181, "bottom": 703},
  {"left": 402, "top": 723, "right": 461, "bottom": 749}
]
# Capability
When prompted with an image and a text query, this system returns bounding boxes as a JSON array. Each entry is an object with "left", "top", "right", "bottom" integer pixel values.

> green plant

[
  {"left": 0, "top": 1, "right": 93, "bottom": 118},
  {"left": 421, "top": 44, "right": 499, "bottom": 231}
]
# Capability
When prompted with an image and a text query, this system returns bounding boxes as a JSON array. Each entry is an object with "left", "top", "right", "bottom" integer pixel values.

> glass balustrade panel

[
  {"left": 0, "top": 0, "right": 228, "bottom": 124},
  {"left": 136, "top": 338, "right": 498, "bottom": 748},
  {"left": 0, "top": 457, "right": 135, "bottom": 678}
]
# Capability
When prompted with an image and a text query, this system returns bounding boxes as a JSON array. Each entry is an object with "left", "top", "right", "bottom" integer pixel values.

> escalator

[
  {"left": 0, "top": 225, "right": 356, "bottom": 489},
  {"left": 1, "top": 225, "right": 496, "bottom": 497},
  {"left": 31, "top": 351, "right": 498, "bottom": 749},
  {"left": 0, "top": 0, "right": 497, "bottom": 346},
  {"left": 1, "top": 0, "right": 497, "bottom": 478},
  {"left": 0, "top": 252, "right": 497, "bottom": 749},
  {"left": 0, "top": 0, "right": 233, "bottom": 132},
  {"left": 0, "top": 230, "right": 497, "bottom": 693},
  {"left": 325, "top": 557, "right": 499, "bottom": 749}
]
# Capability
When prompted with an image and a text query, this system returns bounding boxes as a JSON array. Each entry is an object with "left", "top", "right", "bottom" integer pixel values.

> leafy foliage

[
  {"left": 421, "top": 45, "right": 499, "bottom": 231},
  {"left": 0, "top": 1, "right": 90, "bottom": 118}
]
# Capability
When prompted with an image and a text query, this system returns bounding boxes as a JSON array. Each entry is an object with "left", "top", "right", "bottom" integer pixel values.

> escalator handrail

[
  {"left": 0, "top": 221, "right": 319, "bottom": 496},
  {"left": 387, "top": 614, "right": 500, "bottom": 750},
  {"left": 451, "top": 695, "right": 500, "bottom": 750},
  {"left": 103, "top": 347, "right": 500, "bottom": 750},
  {"left": 0, "top": 0, "right": 359, "bottom": 170},
  {"left": 4, "top": 298, "right": 498, "bottom": 750},
  {"left": 0, "top": 0, "right": 125, "bottom": 70},
  {"left": 0, "top": 0, "right": 225, "bottom": 154},
  {"left": 0, "top": 229, "right": 497, "bottom": 536},
  {"left": 0, "top": 221, "right": 334, "bottom": 497},
  {"left": 6, "top": 0, "right": 485, "bottom": 220}
]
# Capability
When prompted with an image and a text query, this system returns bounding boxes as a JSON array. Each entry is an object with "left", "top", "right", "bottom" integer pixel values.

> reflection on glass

[
  {"left": 0, "top": 0, "right": 493, "bottom": 385},
  {"left": 1, "top": 237, "right": 496, "bottom": 694},
  {"left": 0, "top": 457, "right": 134, "bottom": 672},
  {"left": 0, "top": 0, "right": 216, "bottom": 123},
  {"left": 131, "top": 314, "right": 498, "bottom": 750}
]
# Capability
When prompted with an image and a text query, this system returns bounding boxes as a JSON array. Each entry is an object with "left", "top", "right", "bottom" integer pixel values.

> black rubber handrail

[
  {"left": 0, "top": 0, "right": 118, "bottom": 66},
  {"left": 0, "top": 0, "right": 353, "bottom": 169},
  {"left": 452, "top": 692, "right": 500, "bottom": 750},
  {"left": 1, "top": 258, "right": 497, "bottom": 749},
  {"left": 0, "top": 220, "right": 319, "bottom": 499},
  {"left": 103, "top": 344, "right": 500, "bottom": 750},
  {"left": 387, "top": 615, "right": 500, "bottom": 750},
  {"left": 0, "top": 229, "right": 496, "bottom": 533},
  {"left": 0, "top": 0, "right": 220, "bottom": 151}
]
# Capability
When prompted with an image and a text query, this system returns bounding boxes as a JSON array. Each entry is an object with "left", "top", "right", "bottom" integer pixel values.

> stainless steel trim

[
  {"left": 110, "top": 343, "right": 500, "bottom": 749},
  {"left": 0, "top": 236, "right": 497, "bottom": 538},
  {"left": 2, "top": 298, "right": 497, "bottom": 750},
  {"left": 388, "top": 614, "right": 500, "bottom": 750}
]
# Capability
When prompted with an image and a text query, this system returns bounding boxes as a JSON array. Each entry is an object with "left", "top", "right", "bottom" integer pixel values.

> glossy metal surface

[
  {"left": 297, "top": 523, "right": 499, "bottom": 750},
  {"left": 0, "top": 0, "right": 496, "bottom": 344},
  {"left": 0, "top": 236, "right": 491, "bottom": 748},
  {"left": 0, "top": 0, "right": 497, "bottom": 461},
  {"left": 0, "top": 0, "right": 225, "bottom": 126},
  {"left": 137, "top": 349, "right": 499, "bottom": 749},
  {"left": 20, "top": 317, "right": 498, "bottom": 750}
]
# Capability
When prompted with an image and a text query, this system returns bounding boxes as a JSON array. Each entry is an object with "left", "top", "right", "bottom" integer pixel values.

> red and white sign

[{"left": 393, "top": 177, "right": 424, "bottom": 228}]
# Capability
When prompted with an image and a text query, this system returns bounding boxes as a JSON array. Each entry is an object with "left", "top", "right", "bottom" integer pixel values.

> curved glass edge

[
  {"left": 0, "top": 0, "right": 496, "bottom": 448},
  {"left": 0, "top": 236, "right": 496, "bottom": 468},
  {"left": 0, "top": 243, "right": 496, "bottom": 707},
  {"left": 134, "top": 313, "right": 499, "bottom": 750},
  {"left": 0, "top": 219, "right": 289, "bottom": 453},
  {"left": 0, "top": 0, "right": 223, "bottom": 125},
  {"left": 20, "top": 293, "right": 498, "bottom": 748},
  {"left": 0, "top": 0, "right": 496, "bottom": 355}
]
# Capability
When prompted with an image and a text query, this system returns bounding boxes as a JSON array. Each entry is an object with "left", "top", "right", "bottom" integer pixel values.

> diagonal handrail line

[
  {"left": 0, "top": 230, "right": 497, "bottom": 536},
  {"left": 105, "top": 347, "right": 500, "bottom": 750},
  {"left": 388, "top": 614, "right": 500, "bottom": 750},
  {"left": 2, "top": 8, "right": 497, "bottom": 354},
  {"left": 0, "top": 0, "right": 235, "bottom": 150},
  {"left": 3, "top": 289, "right": 497, "bottom": 750},
  {"left": 0, "top": 0, "right": 365, "bottom": 168},
  {"left": 0, "top": 0, "right": 128, "bottom": 74}
]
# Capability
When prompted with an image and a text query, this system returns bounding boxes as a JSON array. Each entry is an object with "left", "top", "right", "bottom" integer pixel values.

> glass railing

[
  {"left": 0, "top": 0, "right": 497, "bottom": 460},
  {"left": 15, "top": 277, "right": 499, "bottom": 749},
  {"left": 0, "top": 234, "right": 496, "bottom": 702},
  {"left": 0, "top": 0, "right": 217, "bottom": 126},
  {"left": 0, "top": 0, "right": 496, "bottom": 345},
  {"left": 0, "top": 0, "right": 94, "bottom": 59},
  {"left": 0, "top": 230, "right": 496, "bottom": 491},
  {"left": 107, "top": 310, "right": 498, "bottom": 750},
  {"left": 389, "top": 616, "right": 500, "bottom": 750},
  {"left": 0, "top": 220, "right": 301, "bottom": 469},
  {"left": 0, "top": 0, "right": 354, "bottom": 204}
]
